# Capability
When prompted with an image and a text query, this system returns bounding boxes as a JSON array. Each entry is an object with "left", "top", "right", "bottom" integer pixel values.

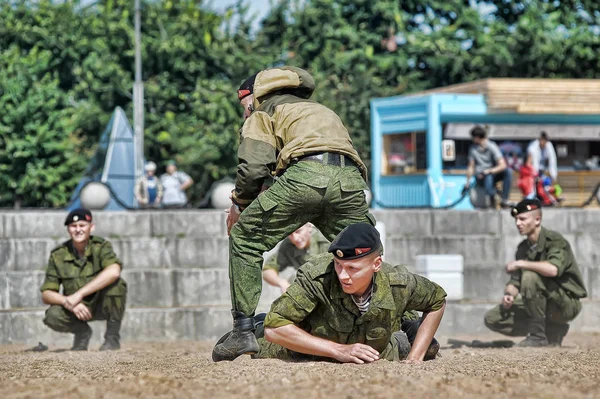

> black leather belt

[{"left": 294, "top": 152, "right": 357, "bottom": 167}]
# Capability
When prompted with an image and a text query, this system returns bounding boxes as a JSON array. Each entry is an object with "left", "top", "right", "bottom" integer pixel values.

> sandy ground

[{"left": 1, "top": 333, "right": 599, "bottom": 399}]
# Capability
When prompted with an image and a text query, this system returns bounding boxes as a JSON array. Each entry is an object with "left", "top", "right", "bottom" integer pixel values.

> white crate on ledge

[{"left": 415, "top": 254, "right": 464, "bottom": 300}]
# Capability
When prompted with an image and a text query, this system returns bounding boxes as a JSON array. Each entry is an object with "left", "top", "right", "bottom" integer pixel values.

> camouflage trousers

[
  {"left": 484, "top": 271, "right": 581, "bottom": 336},
  {"left": 43, "top": 289, "right": 127, "bottom": 334},
  {"left": 229, "top": 160, "right": 374, "bottom": 316}
]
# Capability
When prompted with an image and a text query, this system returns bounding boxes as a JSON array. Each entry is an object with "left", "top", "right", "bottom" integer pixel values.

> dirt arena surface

[{"left": 1, "top": 333, "right": 599, "bottom": 399}]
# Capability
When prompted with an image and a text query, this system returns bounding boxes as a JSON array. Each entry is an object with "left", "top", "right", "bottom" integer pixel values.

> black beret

[
  {"left": 65, "top": 208, "right": 93, "bottom": 226},
  {"left": 511, "top": 199, "right": 542, "bottom": 217},
  {"left": 238, "top": 73, "right": 257, "bottom": 100},
  {"left": 328, "top": 223, "right": 382, "bottom": 260}
]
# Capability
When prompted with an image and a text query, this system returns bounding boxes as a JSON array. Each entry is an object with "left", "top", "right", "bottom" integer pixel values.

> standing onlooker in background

[
  {"left": 160, "top": 160, "right": 193, "bottom": 208},
  {"left": 464, "top": 126, "right": 512, "bottom": 208},
  {"left": 134, "top": 161, "right": 163, "bottom": 208},
  {"left": 527, "top": 131, "right": 558, "bottom": 184}
]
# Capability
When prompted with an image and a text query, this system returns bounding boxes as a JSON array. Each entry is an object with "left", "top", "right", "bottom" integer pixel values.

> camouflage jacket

[
  {"left": 40, "top": 236, "right": 127, "bottom": 304},
  {"left": 508, "top": 226, "right": 587, "bottom": 298},
  {"left": 263, "top": 254, "right": 447, "bottom": 355},
  {"left": 232, "top": 66, "right": 367, "bottom": 208},
  {"left": 263, "top": 230, "right": 330, "bottom": 273}
]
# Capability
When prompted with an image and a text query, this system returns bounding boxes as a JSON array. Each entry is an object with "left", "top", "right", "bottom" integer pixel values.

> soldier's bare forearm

[
  {"left": 262, "top": 269, "right": 287, "bottom": 288},
  {"left": 264, "top": 324, "right": 342, "bottom": 360},
  {"left": 41, "top": 290, "right": 66, "bottom": 306},
  {"left": 516, "top": 260, "right": 558, "bottom": 277},
  {"left": 76, "top": 263, "right": 121, "bottom": 299},
  {"left": 406, "top": 302, "right": 446, "bottom": 362}
]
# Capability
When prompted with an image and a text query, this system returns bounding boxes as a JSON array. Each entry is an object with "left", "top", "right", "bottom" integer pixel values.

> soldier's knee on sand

[
  {"left": 520, "top": 270, "right": 544, "bottom": 298},
  {"left": 43, "top": 305, "right": 71, "bottom": 332}
]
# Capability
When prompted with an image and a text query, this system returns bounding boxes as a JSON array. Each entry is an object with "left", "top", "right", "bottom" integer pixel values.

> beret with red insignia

[
  {"left": 511, "top": 199, "right": 542, "bottom": 217},
  {"left": 328, "top": 223, "right": 382, "bottom": 260},
  {"left": 64, "top": 208, "right": 93, "bottom": 226},
  {"left": 238, "top": 73, "right": 257, "bottom": 100}
]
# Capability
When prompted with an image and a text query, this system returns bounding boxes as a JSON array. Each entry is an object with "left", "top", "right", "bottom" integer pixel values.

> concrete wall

[{"left": 0, "top": 209, "right": 598, "bottom": 344}]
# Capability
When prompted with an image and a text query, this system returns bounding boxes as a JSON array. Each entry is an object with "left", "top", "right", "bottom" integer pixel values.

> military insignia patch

[{"left": 336, "top": 250, "right": 344, "bottom": 258}]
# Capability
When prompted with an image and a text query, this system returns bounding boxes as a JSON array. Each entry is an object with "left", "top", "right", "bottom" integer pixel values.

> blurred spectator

[
  {"left": 527, "top": 131, "right": 557, "bottom": 184},
  {"left": 160, "top": 160, "right": 193, "bottom": 208},
  {"left": 464, "top": 126, "right": 512, "bottom": 208},
  {"left": 262, "top": 223, "right": 329, "bottom": 293},
  {"left": 134, "top": 161, "right": 163, "bottom": 208}
]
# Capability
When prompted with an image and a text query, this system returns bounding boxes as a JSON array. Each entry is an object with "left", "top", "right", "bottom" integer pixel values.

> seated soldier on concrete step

[
  {"left": 230, "top": 223, "right": 447, "bottom": 363},
  {"left": 484, "top": 199, "right": 587, "bottom": 347},
  {"left": 40, "top": 208, "right": 128, "bottom": 351},
  {"left": 262, "top": 223, "right": 329, "bottom": 293}
]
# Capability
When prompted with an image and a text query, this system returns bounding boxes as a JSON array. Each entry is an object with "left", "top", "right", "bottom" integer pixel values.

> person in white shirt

[
  {"left": 160, "top": 160, "right": 193, "bottom": 208},
  {"left": 527, "top": 132, "right": 557, "bottom": 184}
]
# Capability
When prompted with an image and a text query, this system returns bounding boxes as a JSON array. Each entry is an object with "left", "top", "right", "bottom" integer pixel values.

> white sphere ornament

[
  {"left": 80, "top": 182, "right": 111, "bottom": 210},
  {"left": 212, "top": 182, "right": 236, "bottom": 209}
]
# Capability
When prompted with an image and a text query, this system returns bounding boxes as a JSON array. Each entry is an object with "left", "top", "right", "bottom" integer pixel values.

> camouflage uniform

[
  {"left": 484, "top": 227, "right": 587, "bottom": 344},
  {"left": 229, "top": 66, "right": 373, "bottom": 317},
  {"left": 40, "top": 236, "right": 127, "bottom": 337},
  {"left": 255, "top": 254, "right": 447, "bottom": 361},
  {"left": 263, "top": 230, "right": 330, "bottom": 275}
]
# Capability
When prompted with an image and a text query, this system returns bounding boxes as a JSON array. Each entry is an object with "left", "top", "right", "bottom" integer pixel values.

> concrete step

[
  {"left": 0, "top": 237, "right": 229, "bottom": 271},
  {"left": 0, "top": 210, "right": 227, "bottom": 239},
  {"left": 2, "top": 300, "right": 599, "bottom": 346}
]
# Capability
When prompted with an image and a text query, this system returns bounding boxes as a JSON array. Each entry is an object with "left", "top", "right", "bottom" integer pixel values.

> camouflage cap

[
  {"left": 511, "top": 199, "right": 542, "bottom": 217},
  {"left": 328, "top": 223, "right": 381, "bottom": 260}
]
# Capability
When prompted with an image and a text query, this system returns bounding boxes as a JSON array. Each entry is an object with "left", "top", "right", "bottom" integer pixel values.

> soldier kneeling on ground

[
  {"left": 40, "top": 208, "right": 128, "bottom": 351},
  {"left": 215, "top": 223, "right": 446, "bottom": 363},
  {"left": 484, "top": 199, "right": 587, "bottom": 347},
  {"left": 262, "top": 223, "right": 330, "bottom": 293}
]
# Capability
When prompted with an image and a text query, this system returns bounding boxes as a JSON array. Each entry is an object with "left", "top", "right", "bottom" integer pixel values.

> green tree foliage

[{"left": 2, "top": 0, "right": 600, "bottom": 207}]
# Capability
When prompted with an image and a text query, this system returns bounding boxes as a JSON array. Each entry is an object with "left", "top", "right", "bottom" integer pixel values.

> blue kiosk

[{"left": 370, "top": 79, "right": 600, "bottom": 209}]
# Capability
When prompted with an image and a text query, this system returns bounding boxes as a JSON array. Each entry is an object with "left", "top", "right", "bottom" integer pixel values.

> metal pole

[{"left": 133, "top": 0, "right": 144, "bottom": 183}]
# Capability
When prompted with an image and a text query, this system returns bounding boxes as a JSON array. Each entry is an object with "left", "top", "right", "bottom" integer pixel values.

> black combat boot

[
  {"left": 71, "top": 324, "right": 92, "bottom": 351},
  {"left": 518, "top": 318, "right": 549, "bottom": 347},
  {"left": 99, "top": 320, "right": 121, "bottom": 351},
  {"left": 393, "top": 331, "right": 412, "bottom": 360},
  {"left": 545, "top": 321, "right": 569, "bottom": 347},
  {"left": 212, "top": 311, "right": 259, "bottom": 362},
  {"left": 400, "top": 320, "right": 441, "bottom": 360},
  {"left": 424, "top": 337, "right": 441, "bottom": 360}
]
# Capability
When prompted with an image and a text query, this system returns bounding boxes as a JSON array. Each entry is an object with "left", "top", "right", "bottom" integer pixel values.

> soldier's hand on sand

[{"left": 334, "top": 343, "right": 380, "bottom": 364}]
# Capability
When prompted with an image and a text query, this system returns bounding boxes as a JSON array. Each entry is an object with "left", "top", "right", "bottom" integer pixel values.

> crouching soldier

[
  {"left": 484, "top": 199, "right": 587, "bottom": 346},
  {"left": 40, "top": 208, "right": 127, "bottom": 351}
]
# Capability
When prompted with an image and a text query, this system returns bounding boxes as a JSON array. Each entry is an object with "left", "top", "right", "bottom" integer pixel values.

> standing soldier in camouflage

[
  {"left": 213, "top": 66, "right": 375, "bottom": 361},
  {"left": 263, "top": 223, "right": 329, "bottom": 293},
  {"left": 222, "top": 223, "right": 445, "bottom": 362},
  {"left": 484, "top": 199, "right": 587, "bottom": 346},
  {"left": 40, "top": 208, "right": 128, "bottom": 351}
]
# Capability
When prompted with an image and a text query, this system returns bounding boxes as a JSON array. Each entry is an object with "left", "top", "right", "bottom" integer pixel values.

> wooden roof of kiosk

[{"left": 414, "top": 78, "right": 600, "bottom": 115}]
